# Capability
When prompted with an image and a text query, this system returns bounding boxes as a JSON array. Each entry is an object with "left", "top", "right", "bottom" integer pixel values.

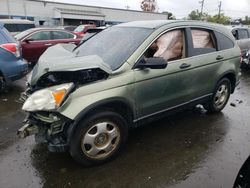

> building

[{"left": 0, "top": 0, "right": 168, "bottom": 26}]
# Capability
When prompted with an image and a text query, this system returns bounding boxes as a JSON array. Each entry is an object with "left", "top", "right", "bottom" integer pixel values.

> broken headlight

[{"left": 22, "top": 83, "right": 74, "bottom": 112}]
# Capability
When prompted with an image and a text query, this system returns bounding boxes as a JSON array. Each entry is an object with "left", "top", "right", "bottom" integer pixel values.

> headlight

[{"left": 22, "top": 83, "right": 74, "bottom": 112}]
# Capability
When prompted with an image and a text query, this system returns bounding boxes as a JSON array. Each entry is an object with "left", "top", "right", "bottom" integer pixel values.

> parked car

[
  {"left": 73, "top": 24, "right": 96, "bottom": 37},
  {"left": 18, "top": 20, "right": 240, "bottom": 166},
  {"left": 230, "top": 26, "right": 250, "bottom": 68},
  {"left": 79, "top": 27, "right": 106, "bottom": 45},
  {"left": 0, "top": 19, "right": 35, "bottom": 36},
  {"left": 0, "top": 23, "right": 28, "bottom": 92},
  {"left": 56, "top": 25, "right": 77, "bottom": 32},
  {"left": 15, "top": 28, "right": 82, "bottom": 64}
]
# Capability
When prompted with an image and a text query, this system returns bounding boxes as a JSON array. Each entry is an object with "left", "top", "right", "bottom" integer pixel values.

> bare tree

[{"left": 141, "top": 0, "right": 158, "bottom": 12}]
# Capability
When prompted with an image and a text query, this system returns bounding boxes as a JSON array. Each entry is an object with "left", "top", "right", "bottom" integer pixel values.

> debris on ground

[
  {"left": 195, "top": 104, "right": 207, "bottom": 114},
  {"left": 230, "top": 102, "right": 236, "bottom": 107}
]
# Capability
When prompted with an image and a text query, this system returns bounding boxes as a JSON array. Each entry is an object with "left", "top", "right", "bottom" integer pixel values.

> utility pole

[
  {"left": 218, "top": 1, "right": 222, "bottom": 21},
  {"left": 199, "top": 0, "right": 204, "bottom": 20},
  {"left": 6, "top": 0, "right": 11, "bottom": 19}
]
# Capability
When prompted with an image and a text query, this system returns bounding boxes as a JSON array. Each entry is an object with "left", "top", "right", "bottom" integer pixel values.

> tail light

[{"left": 0, "top": 43, "right": 20, "bottom": 58}]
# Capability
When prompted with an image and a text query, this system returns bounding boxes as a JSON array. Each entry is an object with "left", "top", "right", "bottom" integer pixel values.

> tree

[
  {"left": 141, "top": 0, "right": 157, "bottom": 12},
  {"left": 188, "top": 10, "right": 201, "bottom": 20},
  {"left": 162, "top": 11, "right": 176, "bottom": 20},
  {"left": 207, "top": 13, "right": 231, "bottom": 24}
]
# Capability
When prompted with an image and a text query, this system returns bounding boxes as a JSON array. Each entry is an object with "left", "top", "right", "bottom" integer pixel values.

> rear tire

[
  {"left": 69, "top": 110, "right": 128, "bottom": 166},
  {"left": 207, "top": 78, "right": 231, "bottom": 113}
]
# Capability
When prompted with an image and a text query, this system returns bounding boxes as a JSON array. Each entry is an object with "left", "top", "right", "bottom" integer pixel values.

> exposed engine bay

[{"left": 29, "top": 68, "right": 109, "bottom": 92}]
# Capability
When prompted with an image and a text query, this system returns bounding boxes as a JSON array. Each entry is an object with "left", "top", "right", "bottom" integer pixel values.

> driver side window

[{"left": 144, "top": 29, "right": 185, "bottom": 61}]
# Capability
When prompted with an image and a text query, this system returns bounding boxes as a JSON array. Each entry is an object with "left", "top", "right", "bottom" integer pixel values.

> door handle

[
  {"left": 216, "top": 55, "right": 224, "bottom": 60},
  {"left": 44, "top": 43, "right": 52, "bottom": 46},
  {"left": 179, "top": 63, "right": 191, "bottom": 69}
]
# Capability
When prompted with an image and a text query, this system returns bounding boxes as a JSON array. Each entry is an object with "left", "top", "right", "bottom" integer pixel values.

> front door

[{"left": 134, "top": 28, "right": 192, "bottom": 119}]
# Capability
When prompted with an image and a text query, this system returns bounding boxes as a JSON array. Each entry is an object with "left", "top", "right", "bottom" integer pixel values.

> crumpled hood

[{"left": 29, "top": 43, "right": 112, "bottom": 86}]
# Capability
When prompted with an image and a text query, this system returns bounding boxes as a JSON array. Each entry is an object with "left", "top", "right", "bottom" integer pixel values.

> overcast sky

[{"left": 48, "top": 0, "right": 250, "bottom": 18}]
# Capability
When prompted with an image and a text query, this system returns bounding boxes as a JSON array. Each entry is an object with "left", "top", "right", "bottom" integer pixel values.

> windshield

[{"left": 74, "top": 27, "right": 153, "bottom": 70}]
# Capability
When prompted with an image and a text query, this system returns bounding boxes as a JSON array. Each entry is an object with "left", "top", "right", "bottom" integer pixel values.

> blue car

[{"left": 0, "top": 22, "right": 28, "bottom": 91}]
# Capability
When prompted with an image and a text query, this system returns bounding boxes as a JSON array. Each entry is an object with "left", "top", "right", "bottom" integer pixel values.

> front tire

[
  {"left": 69, "top": 110, "right": 128, "bottom": 166},
  {"left": 207, "top": 78, "right": 231, "bottom": 113}
]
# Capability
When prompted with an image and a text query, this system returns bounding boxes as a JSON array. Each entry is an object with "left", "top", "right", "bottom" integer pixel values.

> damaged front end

[
  {"left": 18, "top": 43, "right": 112, "bottom": 152},
  {"left": 18, "top": 112, "right": 73, "bottom": 152}
]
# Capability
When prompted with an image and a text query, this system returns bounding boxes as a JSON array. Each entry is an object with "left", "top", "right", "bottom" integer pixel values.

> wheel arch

[
  {"left": 217, "top": 71, "right": 237, "bottom": 93},
  {"left": 67, "top": 97, "right": 136, "bottom": 140}
]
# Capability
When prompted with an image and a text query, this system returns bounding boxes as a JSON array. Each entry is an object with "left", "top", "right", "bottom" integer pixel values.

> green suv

[{"left": 19, "top": 20, "right": 241, "bottom": 166}]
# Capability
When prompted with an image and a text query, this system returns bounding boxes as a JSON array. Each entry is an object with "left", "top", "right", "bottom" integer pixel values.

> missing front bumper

[{"left": 18, "top": 112, "right": 73, "bottom": 152}]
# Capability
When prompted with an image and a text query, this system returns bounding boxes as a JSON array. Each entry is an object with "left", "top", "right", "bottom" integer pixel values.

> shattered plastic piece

[{"left": 230, "top": 102, "right": 236, "bottom": 107}]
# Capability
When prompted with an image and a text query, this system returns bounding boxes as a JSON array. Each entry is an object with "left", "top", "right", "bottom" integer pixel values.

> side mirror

[
  {"left": 136, "top": 57, "right": 168, "bottom": 69},
  {"left": 23, "top": 38, "right": 34, "bottom": 43}
]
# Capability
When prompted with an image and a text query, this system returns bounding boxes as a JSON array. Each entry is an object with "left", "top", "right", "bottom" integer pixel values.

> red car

[
  {"left": 15, "top": 28, "right": 81, "bottom": 64},
  {"left": 73, "top": 24, "right": 96, "bottom": 37}
]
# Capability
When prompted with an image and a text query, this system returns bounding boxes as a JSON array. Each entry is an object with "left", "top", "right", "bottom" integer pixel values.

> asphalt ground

[{"left": 1, "top": 71, "right": 250, "bottom": 188}]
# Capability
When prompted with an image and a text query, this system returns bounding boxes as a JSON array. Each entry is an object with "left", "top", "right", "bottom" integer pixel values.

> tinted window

[
  {"left": 28, "top": 31, "right": 51, "bottom": 41},
  {"left": 17, "top": 24, "right": 35, "bottom": 32},
  {"left": 52, "top": 31, "right": 74, "bottom": 39},
  {"left": 215, "top": 31, "right": 234, "bottom": 50},
  {"left": 75, "top": 27, "right": 152, "bottom": 70},
  {"left": 238, "top": 29, "right": 249, "bottom": 39},
  {"left": 4, "top": 24, "right": 18, "bottom": 32}
]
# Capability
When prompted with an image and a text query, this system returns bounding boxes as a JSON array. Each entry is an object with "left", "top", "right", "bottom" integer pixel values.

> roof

[
  {"left": 116, "top": 20, "right": 228, "bottom": 30},
  {"left": 0, "top": 19, "right": 35, "bottom": 24}
]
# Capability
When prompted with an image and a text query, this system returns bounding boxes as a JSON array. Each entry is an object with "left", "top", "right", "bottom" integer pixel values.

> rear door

[
  {"left": 183, "top": 27, "right": 220, "bottom": 99},
  {"left": 21, "top": 31, "right": 52, "bottom": 62}
]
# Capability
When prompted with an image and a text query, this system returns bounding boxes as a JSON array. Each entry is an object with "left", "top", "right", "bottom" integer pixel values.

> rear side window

[
  {"left": 189, "top": 28, "right": 216, "bottom": 56},
  {"left": 215, "top": 31, "right": 234, "bottom": 50},
  {"left": 238, "top": 29, "right": 249, "bottom": 39},
  {"left": 52, "top": 31, "right": 74, "bottom": 39},
  {"left": 191, "top": 29, "right": 215, "bottom": 48}
]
